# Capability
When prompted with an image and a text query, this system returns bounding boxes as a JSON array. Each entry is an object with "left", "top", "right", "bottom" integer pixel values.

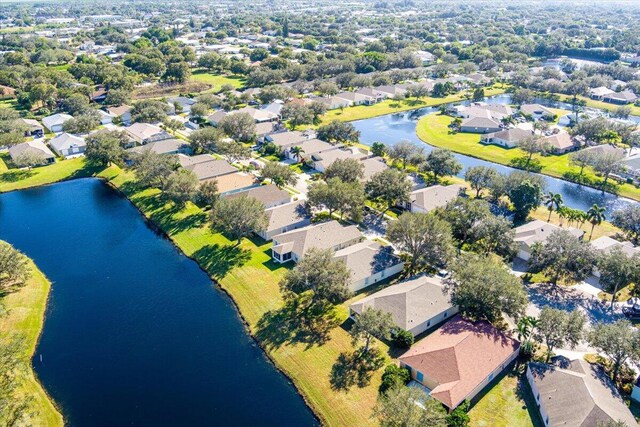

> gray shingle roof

[
  {"left": 272, "top": 220, "right": 362, "bottom": 258},
  {"left": 334, "top": 240, "right": 402, "bottom": 284}
]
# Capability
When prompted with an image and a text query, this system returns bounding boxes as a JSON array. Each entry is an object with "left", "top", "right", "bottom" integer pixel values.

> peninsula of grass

[
  {"left": 0, "top": 156, "right": 102, "bottom": 193},
  {"left": 416, "top": 113, "right": 640, "bottom": 202},
  {"left": 0, "top": 261, "right": 64, "bottom": 427},
  {"left": 319, "top": 84, "right": 508, "bottom": 124}
]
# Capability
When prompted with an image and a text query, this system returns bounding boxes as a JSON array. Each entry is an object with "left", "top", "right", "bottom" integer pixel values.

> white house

[
  {"left": 402, "top": 184, "right": 465, "bottom": 213},
  {"left": 514, "top": 220, "right": 584, "bottom": 261},
  {"left": 48, "top": 133, "right": 86, "bottom": 158},
  {"left": 42, "top": 113, "right": 73, "bottom": 133},
  {"left": 334, "top": 240, "right": 404, "bottom": 292}
]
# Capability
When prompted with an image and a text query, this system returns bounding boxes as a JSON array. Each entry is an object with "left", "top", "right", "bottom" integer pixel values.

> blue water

[
  {"left": 0, "top": 179, "right": 316, "bottom": 427},
  {"left": 352, "top": 95, "right": 637, "bottom": 213}
]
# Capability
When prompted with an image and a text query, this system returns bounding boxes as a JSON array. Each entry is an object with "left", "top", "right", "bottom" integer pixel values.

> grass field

[
  {"left": 0, "top": 156, "right": 103, "bottom": 193},
  {"left": 190, "top": 71, "right": 246, "bottom": 93},
  {"left": 98, "top": 166, "right": 385, "bottom": 427},
  {"left": 469, "top": 366, "right": 543, "bottom": 427},
  {"left": 555, "top": 94, "right": 640, "bottom": 117},
  {"left": 416, "top": 113, "right": 640, "bottom": 202},
  {"left": 319, "top": 85, "right": 508, "bottom": 124},
  {"left": 0, "top": 262, "right": 64, "bottom": 426}
]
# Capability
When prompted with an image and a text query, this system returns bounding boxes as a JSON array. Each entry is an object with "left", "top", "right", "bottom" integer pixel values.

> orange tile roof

[{"left": 399, "top": 315, "right": 520, "bottom": 408}]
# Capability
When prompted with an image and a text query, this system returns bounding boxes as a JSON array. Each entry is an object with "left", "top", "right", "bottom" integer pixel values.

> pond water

[
  {"left": 0, "top": 179, "right": 317, "bottom": 427},
  {"left": 352, "top": 94, "right": 637, "bottom": 213}
]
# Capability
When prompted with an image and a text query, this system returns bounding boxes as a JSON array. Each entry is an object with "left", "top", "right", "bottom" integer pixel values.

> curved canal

[
  {"left": 352, "top": 94, "right": 637, "bottom": 212},
  {"left": 0, "top": 179, "right": 317, "bottom": 427}
]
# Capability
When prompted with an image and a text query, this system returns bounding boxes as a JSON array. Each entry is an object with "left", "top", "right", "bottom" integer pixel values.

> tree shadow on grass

[
  {"left": 151, "top": 206, "right": 208, "bottom": 235},
  {"left": 256, "top": 296, "right": 340, "bottom": 351},
  {"left": 0, "top": 169, "right": 35, "bottom": 183},
  {"left": 192, "top": 243, "right": 251, "bottom": 279},
  {"left": 330, "top": 348, "right": 385, "bottom": 391}
]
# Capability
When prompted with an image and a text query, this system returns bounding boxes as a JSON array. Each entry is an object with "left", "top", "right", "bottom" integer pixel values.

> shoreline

[
  {"left": 0, "top": 260, "right": 64, "bottom": 426},
  {"left": 100, "top": 175, "right": 325, "bottom": 425}
]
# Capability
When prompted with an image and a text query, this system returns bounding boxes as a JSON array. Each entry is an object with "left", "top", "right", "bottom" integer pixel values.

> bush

[
  {"left": 379, "top": 364, "right": 411, "bottom": 394},
  {"left": 393, "top": 329, "right": 414, "bottom": 348}
]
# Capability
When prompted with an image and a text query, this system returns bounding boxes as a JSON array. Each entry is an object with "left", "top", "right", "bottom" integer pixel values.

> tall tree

[
  {"left": 535, "top": 307, "right": 586, "bottom": 363},
  {"left": 261, "top": 161, "right": 298, "bottom": 188},
  {"left": 307, "top": 178, "right": 365, "bottom": 222},
  {"left": 374, "top": 385, "right": 447, "bottom": 427},
  {"left": 130, "top": 150, "right": 176, "bottom": 189},
  {"left": 317, "top": 120, "right": 360, "bottom": 145},
  {"left": 365, "top": 169, "right": 412, "bottom": 216},
  {"left": 350, "top": 308, "right": 394, "bottom": 356},
  {"left": 612, "top": 205, "right": 640, "bottom": 243},
  {"left": 529, "top": 229, "right": 596, "bottom": 286},
  {"left": 591, "top": 151, "right": 624, "bottom": 193},
  {"left": 421, "top": 148, "right": 462, "bottom": 182},
  {"left": 464, "top": 166, "right": 498, "bottom": 198},
  {"left": 386, "top": 140, "right": 423, "bottom": 169},
  {"left": 218, "top": 112, "right": 256, "bottom": 142},
  {"left": 468, "top": 215, "right": 518, "bottom": 260},
  {"left": 0, "top": 240, "right": 31, "bottom": 293},
  {"left": 386, "top": 212, "right": 455, "bottom": 274},
  {"left": 210, "top": 196, "right": 268, "bottom": 245},
  {"left": 586, "top": 204, "right": 606, "bottom": 241},
  {"left": 508, "top": 179, "right": 542, "bottom": 221},
  {"left": 597, "top": 246, "right": 640, "bottom": 310},
  {"left": 189, "top": 127, "right": 223, "bottom": 154},
  {"left": 324, "top": 158, "right": 364, "bottom": 183},
  {"left": 216, "top": 140, "right": 251, "bottom": 163},
  {"left": 162, "top": 169, "right": 199, "bottom": 207},
  {"left": 543, "top": 192, "right": 563, "bottom": 222},
  {"left": 445, "top": 254, "right": 528, "bottom": 323},
  {"left": 85, "top": 130, "right": 126, "bottom": 166},
  {"left": 589, "top": 320, "right": 640, "bottom": 383}
]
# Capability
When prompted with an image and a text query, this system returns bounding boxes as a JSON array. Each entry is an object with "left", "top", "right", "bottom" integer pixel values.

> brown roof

[
  {"left": 213, "top": 172, "right": 256, "bottom": 194},
  {"left": 399, "top": 315, "right": 520, "bottom": 409}
]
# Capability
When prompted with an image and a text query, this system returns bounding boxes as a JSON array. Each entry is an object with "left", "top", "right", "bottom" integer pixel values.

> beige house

[
  {"left": 402, "top": 184, "right": 465, "bottom": 213},
  {"left": 257, "top": 200, "right": 312, "bottom": 241},
  {"left": 514, "top": 220, "right": 584, "bottom": 261},
  {"left": 224, "top": 184, "right": 291, "bottom": 209},
  {"left": 271, "top": 220, "right": 363, "bottom": 263},
  {"left": 350, "top": 275, "right": 456, "bottom": 336},
  {"left": 334, "top": 240, "right": 404, "bottom": 292}
]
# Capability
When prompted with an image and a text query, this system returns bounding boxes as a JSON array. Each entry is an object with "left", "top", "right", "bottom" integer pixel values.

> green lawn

[
  {"left": 555, "top": 94, "right": 640, "bottom": 117},
  {"left": 469, "top": 366, "right": 543, "bottom": 427},
  {"left": 0, "top": 262, "right": 64, "bottom": 427},
  {"left": 320, "top": 85, "right": 508, "bottom": 124},
  {"left": 0, "top": 157, "right": 103, "bottom": 193},
  {"left": 416, "top": 113, "right": 640, "bottom": 202},
  {"left": 191, "top": 70, "right": 246, "bottom": 93},
  {"left": 98, "top": 166, "right": 385, "bottom": 427}
]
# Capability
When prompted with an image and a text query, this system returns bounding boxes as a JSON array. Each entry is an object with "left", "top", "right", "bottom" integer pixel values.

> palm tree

[
  {"left": 289, "top": 146, "right": 305, "bottom": 163},
  {"left": 586, "top": 204, "right": 606, "bottom": 241},
  {"left": 557, "top": 206, "right": 568, "bottom": 226},
  {"left": 543, "top": 192, "right": 563, "bottom": 222},
  {"left": 517, "top": 316, "right": 539, "bottom": 356}
]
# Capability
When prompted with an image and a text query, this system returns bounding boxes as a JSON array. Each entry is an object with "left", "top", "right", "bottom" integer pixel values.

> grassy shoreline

[
  {"left": 0, "top": 262, "right": 64, "bottom": 426},
  {"left": 319, "top": 85, "right": 508, "bottom": 124},
  {"left": 416, "top": 113, "right": 640, "bottom": 202}
]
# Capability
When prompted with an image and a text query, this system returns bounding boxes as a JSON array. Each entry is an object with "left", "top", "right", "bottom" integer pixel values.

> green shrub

[
  {"left": 379, "top": 364, "right": 411, "bottom": 394},
  {"left": 393, "top": 329, "right": 414, "bottom": 348}
]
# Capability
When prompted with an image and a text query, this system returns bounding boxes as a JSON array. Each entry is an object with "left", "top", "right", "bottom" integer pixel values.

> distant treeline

[{"left": 563, "top": 47, "right": 621, "bottom": 62}]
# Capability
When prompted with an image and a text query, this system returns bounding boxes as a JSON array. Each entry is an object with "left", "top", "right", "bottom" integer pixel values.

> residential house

[
  {"left": 255, "top": 121, "right": 279, "bottom": 141},
  {"left": 480, "top": 128, "right": 532, "bottom": 148},
  {"left": 177, "top": 153, "right": 216, "bottom": 168},
  {"left": 125, "top": 123, "right": 172, "bottom": 145},
  {"left": 334, "top": 240, "right": 404, "bottom": 292},
  {"left": 520, "top": 104, "right": 555, "bottom": 120},
  {"left": 207, "top": 110, "right": 228, "bottom": 126},
  {"left": 590, "top": 236, "right": 640, "bottom": 278},
  {"left": 0, "top": 84, "right": 16, "bottom": 99},
  {"left": 128, "top": 138, "right": 191, "bottom": 156},
  {"left": 527, "top": 358, "right": 637, "bottom": 427},
  {"left": 514, "top": 220, "right": 584, "bottom": 261},
  {"left": 374, "top": 85, "right": 407, "bottom": 99},
  {"left": 42, "top": 113, "right": 73, "bottom": 133},
  {"left": 314, "top": 96, "right": 351, "bottom": 110},
  {"left": 258, "top": 200, "right": 312, "bottom": 241},
  {"left": 262, "top": 102, "right": 284, "bottom": 118},
  {"left": 263, "top": 130, "right": 310, "bottom": 152},
  {"left": 179, "top": 156, "right": 256, "bottom": 194},
  {"left": 8, "top": 140, "right": 55, "bottom": 164},
  {"left": 168, "top": 96, "right": 196, "bottom": 114},
  {"left": 540, "top": 131, "right": 579, "bottom": 154},
  {"left": 21, "top": 119, "right": 44, "bottom": 138},
  {"left": 286, "top": 138, "right": 340, "bottom": 161},
  {"left": 402, "top": 184, "right": 465, "bottom": 213},
  {"left": 231, "top": 106, "right": 278, "bottom": 123},
  {"left": 399, "top": 315, "right": 520, "bottom": 410},
  {"left": 96, "top": 109, "right": 114, "bottom": 125},
  {"left": 350, "top": 275, "right": 456, "bottom": 336},
  {"left": 48, "top": 133, "right": 86, "bottom": 158},
  {"left": 360, "top": 156, "right": 389, "bottom": 181},
  {"left": 335, "top": 91, "right": 375, "bottom": 106},
  {"left": 603, "top": 90, "right": 638, "bottom": 105},
  {"left": 460, "top": 115, "right": 502, "bottom": 133},
  {"left": 355, "top": 87, "right": 387, "bottom": 103},
  {"left": 621, "top": 152, "right": 640, "bottom": 182},
  {"left": 590, "top": 86, "right": 615, "bottom": 100},
  {"left": 310, "top": 147, "right": 369, "bottom": 172},
  {"left": 224, "top": 184, "right": 291, "bottom": 209},
  {"left": 106, "top": 105, "right": 132, "bottom": 125},
  {"left": 271, "top": 220, "right": 363, "bottom": 263}
]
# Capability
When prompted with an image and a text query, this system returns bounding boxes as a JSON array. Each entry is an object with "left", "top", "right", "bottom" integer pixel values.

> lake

[
  {"left": 0, "top": 179, "right": 317, "bottom": 427},
  {"left": 352, "top": 95, "right": 637, "bottom": 213}
]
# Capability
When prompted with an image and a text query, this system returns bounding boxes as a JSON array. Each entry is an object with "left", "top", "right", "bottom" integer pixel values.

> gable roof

[
  {"left": 177, "top": 153, "right": 216, "bottom": 167},
  {"left": 520, "top": 104, "right": 554, "bottom": 116},
  {"left": 350, "top": 275, "right": 453, "bottom": 331},
  {"left": 42, "top": 113, "right": 73, "bottom": 129},
  {"left": 360, "top": 156, "right": 389, "bottom": 181},
  {"left": 128, "top": 138, "right": 188, "bottom": 155},
  {"left": 125, "top": 123, "right": 167, "bottom": 142},
  {"left": 461, "top": 115, "right": 501, "bottom": 129},
  {"left": 296, "top": 138, "right": 340, "bottom": 156},
  {"left": 49, "top": 133, "right": 86, "bottom": 151},
  {"left": 264, "top": 200, "right": 311, "bottom": 233},
  {"left": 514, "top": 220, "right": 584, "bottom": 249},
  {"left": 590, "top": 236, "right": 639, "bottom": 258},
  {"left": 106, "top": 105, "right": 132, "bottom": 116},
  {"left": 224, "top": 184, "right": 290, "bottom": 206},
  {"left": 8, "top": 140, "right": 55, "bottom": 160},
  {"left": 528, "top": 359, "right": 637, "bottom": 427},
  {"left": 485, "top": 128, "right": 532, "bottom": 143},
  {"left": 272, "top": 220, "right": 362, "bottom": 258},
  {"left": 184, "top": 159, "right": 238, "bottom": 180},
  {"left": 541, "top": 132, "right": 576, "bottom": 151},
  {"left": 334, "top": 240, "right": 402, "bottom": 285},
  {"left": 311, "top": 147, "right": 368, "bottom": 169},
  {"left": 399, "top": 315, "right": 520, "bottom": 409},
  {"left": 410, "top": 184, "right": 464, "bottom": 212},
  {"left": 268, "top": 130, "right": 309, "bottom": 148}
]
